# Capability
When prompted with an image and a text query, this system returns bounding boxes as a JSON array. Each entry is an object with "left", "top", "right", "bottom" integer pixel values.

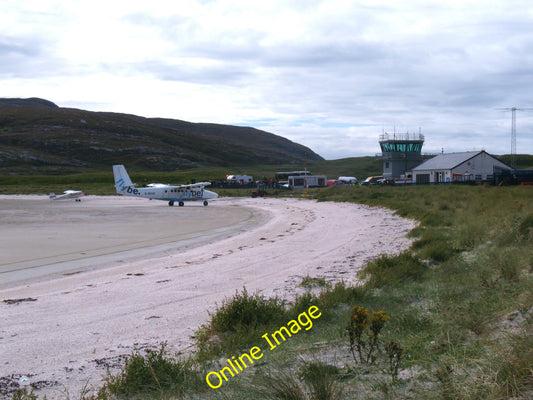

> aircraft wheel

[
  {"left": 169, "top": 201, "right": 174, "bottom": 206},
  {"left": 179, "top": 201, "right": 184, "bottom": 207},
  {"left": 203, "top": 200, "right": 208, "bottom": 206}
]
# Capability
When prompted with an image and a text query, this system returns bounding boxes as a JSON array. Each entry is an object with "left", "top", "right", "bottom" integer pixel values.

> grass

[
  {"left": 195, "top": 288, "right": 289, "bottom": 360},
  {"left": 7, "top": 184, "right": 533, "bottom": 400},
  {"left": 0, "top": 157, "right": 380, "bottom": 195},
  {"left": 100, "top": 344, "right": 205, "bottom": 399}
]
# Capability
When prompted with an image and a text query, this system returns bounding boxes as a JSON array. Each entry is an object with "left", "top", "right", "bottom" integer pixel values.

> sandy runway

[{"left": 0, "top": 196, "right": 415, "bottom": 398}]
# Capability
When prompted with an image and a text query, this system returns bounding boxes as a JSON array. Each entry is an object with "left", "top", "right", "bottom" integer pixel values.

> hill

[{"left": 0, "top": 98, "right": 323, "bottom": 174}]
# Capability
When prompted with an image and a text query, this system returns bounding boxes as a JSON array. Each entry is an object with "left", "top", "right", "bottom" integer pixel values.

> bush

[
  {"left": 207, "top": 287, "right": 287, "bottom": 334},
  {"left": 360, "top": 253, "right": 427, "bottom": 288},
  {"left": 103, "top": 344, "right": 203, "bottom": 398}
]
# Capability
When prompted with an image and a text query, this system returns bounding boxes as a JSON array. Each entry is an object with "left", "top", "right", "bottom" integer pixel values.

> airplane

[
  {"left": 49, "top": 190, "right": 84, "bottom": 201},
  {"left": 112, "top": 164, "right": 218, "bottom": 206}
]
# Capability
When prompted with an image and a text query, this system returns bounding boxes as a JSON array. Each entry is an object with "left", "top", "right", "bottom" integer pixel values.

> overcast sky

[{"left": 2, "top": 0, "right": 533, "bottom": 159}]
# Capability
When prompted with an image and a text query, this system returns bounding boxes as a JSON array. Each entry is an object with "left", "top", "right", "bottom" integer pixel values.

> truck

[{"left": 288, "top": 175, "right": 327, "bottom": 189}]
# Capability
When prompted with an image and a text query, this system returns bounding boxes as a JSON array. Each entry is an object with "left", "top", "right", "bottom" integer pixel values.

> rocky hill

[{"left": 0, "top": 98, "right": 323, "bottom": 174}]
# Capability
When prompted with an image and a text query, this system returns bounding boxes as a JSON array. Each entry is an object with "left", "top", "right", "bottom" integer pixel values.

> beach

[{"left": 0, "top": 195, "right": 416, "bottom": 398}]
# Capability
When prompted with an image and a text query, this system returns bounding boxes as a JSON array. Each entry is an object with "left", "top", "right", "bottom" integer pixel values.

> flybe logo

[
  {"left": 116, "top": 178, "right": 140, "bottom": 195},
  {"left": 189, "top": 189, "right": 204, "bottom": 198},
  {"left": 116, "top": 178, "right": 126, "bottom": 190}
]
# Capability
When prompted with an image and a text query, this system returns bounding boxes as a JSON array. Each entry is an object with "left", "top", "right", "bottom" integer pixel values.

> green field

[
  {"left": 1, "top": 154, "right": 532, "bottom": 196},
  {"left": 0, "top": 157, "right": 383, "bottom": 195}
]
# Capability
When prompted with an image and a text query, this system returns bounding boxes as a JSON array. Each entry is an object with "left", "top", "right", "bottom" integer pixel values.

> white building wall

[
  {"left": 414, "top": 169, "right": 469, "bottom": 183},
  {"left": 412, "top": 169, "right": 443, "bottom": 184},
  {"left": 411, "top": 152, "right": 511, "bottom": 183},
  {"left": 452, "top": 152, "right": 510, "bottom": 180}
]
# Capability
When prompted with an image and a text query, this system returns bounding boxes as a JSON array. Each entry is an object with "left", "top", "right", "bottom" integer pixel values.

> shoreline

[{"left": 0, "top": 196, "right": 415, "bottom": 398}]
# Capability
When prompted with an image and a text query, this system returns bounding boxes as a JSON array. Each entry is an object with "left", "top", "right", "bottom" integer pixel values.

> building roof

[{"left": 412, "top": 151, "right": 484, "bottom": 171}]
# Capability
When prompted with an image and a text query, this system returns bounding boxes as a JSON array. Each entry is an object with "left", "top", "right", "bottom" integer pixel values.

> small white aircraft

[
  {"left": 49, "top": 190, "right": 84, "bottom": 201},
  {"left": 113, "top": 164, "right": 218, "bottom": 206}
]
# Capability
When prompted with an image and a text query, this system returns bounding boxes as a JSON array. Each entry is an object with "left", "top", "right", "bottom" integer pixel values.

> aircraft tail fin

[{"left": 113, "top": 165, "right": 134, "bottom": 193}]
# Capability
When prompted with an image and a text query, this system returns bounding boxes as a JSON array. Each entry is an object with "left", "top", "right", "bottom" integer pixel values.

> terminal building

[
  {"left": 378, "top": 132, "right": 513, "bottom": 184},
  {"left": 411, "top": 150, "right": 512, "bottom": 184}
]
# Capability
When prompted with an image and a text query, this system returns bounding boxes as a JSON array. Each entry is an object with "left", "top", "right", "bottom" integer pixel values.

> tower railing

[{"left": 379, "top": 132, "right": 425, "bottom": 142}]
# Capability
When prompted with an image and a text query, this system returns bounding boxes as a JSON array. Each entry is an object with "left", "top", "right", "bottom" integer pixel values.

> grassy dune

[{"left": 10, "top": 185, "right": 533, "bottom": 400}]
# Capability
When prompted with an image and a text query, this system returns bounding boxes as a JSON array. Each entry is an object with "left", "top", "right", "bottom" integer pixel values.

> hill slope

[{"left": 0, "top": 98, "right": 323, "bottom": 174}]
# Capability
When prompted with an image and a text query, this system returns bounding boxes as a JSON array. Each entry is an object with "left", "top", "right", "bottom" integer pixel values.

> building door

[{"left": 416, "top": 174, "right": 430, "bottom": 184}]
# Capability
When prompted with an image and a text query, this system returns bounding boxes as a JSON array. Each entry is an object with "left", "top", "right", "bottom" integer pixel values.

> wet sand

[
  {"left": 0, "top": 196, "right": 260, "bottom": 290},
  {"left": 0, "top": 196, "right": 415, "bottom": 398}
]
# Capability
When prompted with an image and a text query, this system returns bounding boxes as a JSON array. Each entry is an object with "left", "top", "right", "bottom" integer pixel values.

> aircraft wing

[
  {"left": 168, "top": 182, "right": 212, "bottom": 189},
  {"left": 49, "top": 190, "right": 84, "bottom": 200}
]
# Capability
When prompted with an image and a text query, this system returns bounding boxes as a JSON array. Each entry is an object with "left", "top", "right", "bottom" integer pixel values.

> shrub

[
  {"left": 103, "top": 344, "right": 202, "bottom": 398},
  {"left": 316, "top": 281, "right": 365, "bottom": 308},
  {"left": 360, "top": 253, "right": 426, "bottom": 288},
  {"left": 208, "top": 287, "right": 287, "bottom": 335},
  {"left": 346, "top": 306, "right": 388, "bottom": 365},
  {"left": 420, "top": 238, "right": 455, "bottom": 262}
]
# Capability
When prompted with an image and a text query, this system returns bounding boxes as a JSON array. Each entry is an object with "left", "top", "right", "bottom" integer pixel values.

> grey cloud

[{"left": 0, "top": 36, "right": 54, "bottom": 78}]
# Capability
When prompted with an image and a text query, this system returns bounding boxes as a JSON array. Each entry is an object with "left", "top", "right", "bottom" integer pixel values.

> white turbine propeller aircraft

[
  {"left": 49, "top": 190, "right": 84, "bottom": 201},
  {"left": 113, "top": 164, "right": 218, "bottom": 206}
]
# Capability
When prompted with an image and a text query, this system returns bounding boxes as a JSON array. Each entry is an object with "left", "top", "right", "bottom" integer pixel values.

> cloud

[{"left": 1, "top": 0, "right": 533, "bottom": 159}]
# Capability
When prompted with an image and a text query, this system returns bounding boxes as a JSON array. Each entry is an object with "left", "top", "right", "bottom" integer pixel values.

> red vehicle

[{"left": 252, "top": 183, "right": 267, "bottom": 197}]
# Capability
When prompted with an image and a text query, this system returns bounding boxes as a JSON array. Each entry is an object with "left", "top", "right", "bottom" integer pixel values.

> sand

[{"left": 0, "top": 195, "right": 415, "bottom": 398}]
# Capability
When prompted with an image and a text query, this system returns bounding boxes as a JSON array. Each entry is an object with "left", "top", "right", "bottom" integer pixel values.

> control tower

[{"left": 379, "top": 132, "right": 424, "bottom": 178}]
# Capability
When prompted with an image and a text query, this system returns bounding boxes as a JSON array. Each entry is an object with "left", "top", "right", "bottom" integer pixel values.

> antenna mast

[{"left": 498, "top": 107, "right": 533, "bottom": 168}]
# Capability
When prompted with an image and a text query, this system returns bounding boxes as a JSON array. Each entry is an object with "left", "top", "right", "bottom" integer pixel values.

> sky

[{"left": 2, "top": 0, "right": 533, "bottom": 160}]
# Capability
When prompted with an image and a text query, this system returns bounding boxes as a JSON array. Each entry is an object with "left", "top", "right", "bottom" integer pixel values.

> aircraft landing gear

[
  {"left": 168, "top": 201, "right": 174, "bottom": 206},
  {"left": 179, "top": 201, "right": 184, "bottom": 207},
  {"left": 203, "top": 200, "right": 208, "bottom": 206}
]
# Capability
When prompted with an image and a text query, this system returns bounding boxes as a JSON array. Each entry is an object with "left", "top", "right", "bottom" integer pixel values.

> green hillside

[{"left": 0, "top": 98, "right": 322, "bottom": 174}]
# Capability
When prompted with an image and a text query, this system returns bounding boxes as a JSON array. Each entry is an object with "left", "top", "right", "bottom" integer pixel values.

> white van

[{"left": 338, "top": 176, "right": 358, "bottom": 184}]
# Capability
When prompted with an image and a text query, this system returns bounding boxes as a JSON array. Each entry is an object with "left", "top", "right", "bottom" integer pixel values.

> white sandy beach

[{"left": 0, "top": 195, "right": 415, "bottom": 398}]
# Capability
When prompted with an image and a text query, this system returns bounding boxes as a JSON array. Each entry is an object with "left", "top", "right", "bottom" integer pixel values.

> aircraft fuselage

[{"left": 119, "top": 182, "right": 217, "bottom": 202}]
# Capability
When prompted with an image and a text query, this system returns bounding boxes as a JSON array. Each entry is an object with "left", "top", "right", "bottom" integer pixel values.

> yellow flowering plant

[{"left": 346, "top": 306, "right": 389, "bottom": 365}]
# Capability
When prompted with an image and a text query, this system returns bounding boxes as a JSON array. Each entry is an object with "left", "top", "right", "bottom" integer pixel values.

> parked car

[
  {"left": 326, "top": 179, "right": 344, "bottom": 186},
  {"left": 361, "top": 176, "right": 383, "bottom": 185}
]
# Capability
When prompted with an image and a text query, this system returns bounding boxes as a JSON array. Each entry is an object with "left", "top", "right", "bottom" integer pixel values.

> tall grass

[{"left": 101, "top": 344, "right": 205, "bottom": 399}]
